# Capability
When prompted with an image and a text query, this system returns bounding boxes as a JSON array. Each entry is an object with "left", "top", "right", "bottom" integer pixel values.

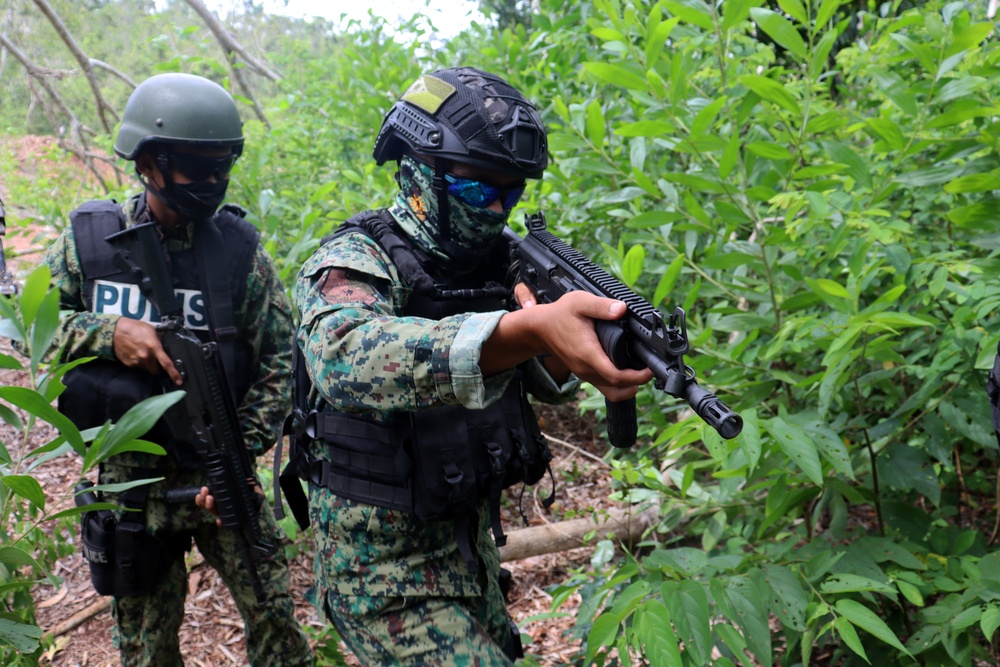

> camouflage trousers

[
  {"left": 104, "top": 469, "right": 313, "bottom": 667},
  {"left": 310, "top": 489, "right": 517, "bottom": 666},
  {"left": 323, "top": 588, "right": 515, "bottom": 667}
]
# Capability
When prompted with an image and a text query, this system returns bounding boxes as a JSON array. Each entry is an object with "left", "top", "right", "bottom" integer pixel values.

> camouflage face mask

[{"left": 390, "top": 156, "right": 509, "bottom": 263}]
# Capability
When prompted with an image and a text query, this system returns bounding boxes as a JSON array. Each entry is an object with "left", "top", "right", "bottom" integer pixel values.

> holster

[{"left": 77, "top": 482, "right": 187, "bottom": 597}]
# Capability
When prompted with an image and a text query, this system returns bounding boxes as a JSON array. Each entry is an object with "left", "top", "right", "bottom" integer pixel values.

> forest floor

[{"left": 1, "top": 136, "right": 629, "bottom": 666}]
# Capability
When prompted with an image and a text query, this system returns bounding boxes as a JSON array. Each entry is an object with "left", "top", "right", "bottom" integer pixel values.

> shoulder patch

[
  {"left": 401, "top": 74, "right": 456, "bottom": 115},
  {"left": 300, "top": 231, "right": 395, "bottom": 285}
]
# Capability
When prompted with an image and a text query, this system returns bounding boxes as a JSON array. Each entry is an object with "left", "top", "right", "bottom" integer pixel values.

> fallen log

[{"left": 499, "top": 506, "right": 659, "bottom": 562}]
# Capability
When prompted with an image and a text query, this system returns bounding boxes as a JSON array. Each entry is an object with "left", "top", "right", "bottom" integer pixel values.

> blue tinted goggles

[{"left": 444, "top": 173, "right": 526, "bottom": 210}]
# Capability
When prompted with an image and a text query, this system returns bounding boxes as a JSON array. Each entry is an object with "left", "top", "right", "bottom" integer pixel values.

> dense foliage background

[{"left": 3, "top": 0, "right": 1000, "bottom": 664}]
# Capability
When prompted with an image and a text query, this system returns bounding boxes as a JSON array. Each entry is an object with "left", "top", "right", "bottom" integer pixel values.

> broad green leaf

[
  {"left": 951, "top": 605, "right": 983, "bottom": 632},
  {"left": 616, "top": 120, "right": 675, "bottom": 137},
  {"left": 746, "top": 142, "right": 793, "bottom": 160},
  {"left": 626, "top": 211, "right": 685, "bottom": 229},
  {"left": 664, "top": 581, "right": 711, "bottom": 664},
  {"left": 809, "top": 30, "right": 839, "bottom": 80},
  {"left": 691, "top": 97, "right": 727, "bottom": 137},
  {"left": 646, "top": 17, "right": 681, "bottom": 65},
  {"left": 948, "top": 23, "right": 994, "bottom": 55},
  {"left": 856, "top": 537, "right": 925, "bottom": 570},
  {"left": 738, "top": 409, "right": 761, "bottom": 475},
  {"left": 738, "top": 75, "right": 801, "bottom": 115},
  {"left": 29, "top": 289, "right": 61, "bottom": 373},
  {"left": 721, "top": 0, "right": 761, "bottom": 31},
  {"left": 821, "top": 573, "right": 896, "bottom": 595},
  {"left": 896, "top": 163, "right": 965, "bottom": 187},
  {"left": 89, "top": 391, "right": 184, "bottom": 465},
  {"left": 585, "top": 613, "right": 621, "bottom": 664},
  {"left": 0, "top": 615, "right": 43, "bottom": 653},
  {"left": 834, "top": 617, "right": 869, "bottom": 664},
  {"left": 776, "top": 0, "right": 807, "bottom": 24},
  {"left": 719, "top": 132, "right": 740, "bottom": 179},
  {"left": 714, "top": 621, "right": 748, "bottom": 657},
  {"left": 653, "top": 254, "right": 685, "bottom": 306},
  {"left": 934, "top": 76, "right": 986, "bottom": 105},
  {"left": 767, "top": 416, "right": 824, "bottom": 485},
  {"left": 873, "top": 72, "right": 918, "bottom": 116},
  {"left": 2, "top": 475, "right": 45, "bottom": 510},
  {"left": 835, "top": 599, "right": 913, "bottom": 657},
  {"left": 18, "top": 265, "right": 52, "bottom": 329},
  {"left": 722, "top": 573, "right": 772, "bottom": 664},
  {"left": 622, "top": 244, "right": 646, "bottom": 287},
  {"left": 865, "top": 118, "right": 906, "bottom": 151},
  {"left": 751, "top": 8, "right": 807, "bottom": 60},
  {"left": 662, "top": 0, "right": 714, "bottom": 30},
  {"left": 763, "top": 565, "right": 807, "bottom": 631},
  {"left": 815, "top": 0, "right": 844, "bottom": 29},
  {"left": 610, "top": 580, "right": 650, "bottom": 621},
  {"left": 0, "top": 353, "right": 22, "bottom": 370},
  {"left": 583, "top": 62, "right": 649, "bottom": 90},
  {"left": 947, "top": 201, "right": 1000, "bottom": 230},
  {"left": 896, "top": 579, "right": 924, "bottom": 606},
  {"left": 585, "top": 101, "right": 606, "bottom": 148},
  {"left": 889, "top": 33, "right": 936, "bottom": 75},
  {"left": 944, "top": 173, "right": 1000, "bottom": 194},
  {"left": 636, "top": 601, "right": 682, "bottom": 666},
  {"left": 823, "top": 141, "right": 872, "bottom": 190},
  {"left": 981, "top": 605, "right": 1000, "bottom": 641},
  {"left": 926, "top": 106, "right": 1000, "bottom": 129},
  {"left": 0, "top": 386, "right": 85, "bottom": 454}
]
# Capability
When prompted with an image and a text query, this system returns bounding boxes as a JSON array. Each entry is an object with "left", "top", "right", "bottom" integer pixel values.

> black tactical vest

[
  {"left": 286, "top": 210, "right": 553, "bottom": 564},
  {"left": 59, "top": 198, "right": 260, "bottom": 466}
]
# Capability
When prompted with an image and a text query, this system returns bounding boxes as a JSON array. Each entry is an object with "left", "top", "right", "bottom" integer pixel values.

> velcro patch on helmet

[{"left": 401, "top": 75, "right": 456, "bottom": 115}]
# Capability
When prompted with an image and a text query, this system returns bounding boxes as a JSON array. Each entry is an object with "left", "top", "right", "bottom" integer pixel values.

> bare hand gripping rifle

[
  {"left": 503, "top": 213, "right": 743, "bottom": 447},
  {"left": 105, "top": 221, "right": 273, "bottom": 603}
]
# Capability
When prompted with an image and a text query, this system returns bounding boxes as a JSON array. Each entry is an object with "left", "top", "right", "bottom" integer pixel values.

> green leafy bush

[{"left": 0, "top": 267, "right": 180, "bottom": 662}]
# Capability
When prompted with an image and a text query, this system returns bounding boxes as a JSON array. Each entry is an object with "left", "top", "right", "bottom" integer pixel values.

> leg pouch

[
  {"left": 79, "top": 514, "right": 184, "bottom": 597},
  {"left": 80, "top": 509, "right": 117, "bottom": 595}
]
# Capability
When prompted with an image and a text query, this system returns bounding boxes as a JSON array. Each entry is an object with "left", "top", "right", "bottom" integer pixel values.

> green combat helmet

[
  {"left": 114, "top": 72, "right": 244, "bottom": 161},
  {"left": 373, "top": 67, "right": 547, "bottom": 179}
]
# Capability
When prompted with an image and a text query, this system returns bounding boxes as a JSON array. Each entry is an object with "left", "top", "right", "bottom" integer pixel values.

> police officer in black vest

[{"left": 47, "top": 72, "right": 312, "bottom": 667}]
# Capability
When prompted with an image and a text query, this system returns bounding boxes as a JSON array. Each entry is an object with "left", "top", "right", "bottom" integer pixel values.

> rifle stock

[
  {"left": 505, "top": 213, "right": 742, "bottom": 447},
  {"left": 105, "top": 222, "right": 272, "bottom": 603}
]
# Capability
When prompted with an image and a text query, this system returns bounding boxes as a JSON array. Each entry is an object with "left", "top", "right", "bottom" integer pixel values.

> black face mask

[
  {"left": 158, "top": 179, "right": 229, "bottom": 220},
  {"left": 141, "top": 150, "right": 232, "bottom": 220}
]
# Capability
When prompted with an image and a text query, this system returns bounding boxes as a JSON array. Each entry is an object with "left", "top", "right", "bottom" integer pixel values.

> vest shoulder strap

[
  {"left": 70, "top": 200, "right": 125, "bottom": 309},
  {"left": 332, "top": 210, "right": 437, "bottom": 294},
  {"left": 212, "top": 206, "right": 261, "bottom": 307}
]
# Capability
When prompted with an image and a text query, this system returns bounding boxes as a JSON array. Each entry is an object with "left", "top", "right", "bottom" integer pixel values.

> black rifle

[
  {"left": 105, "top": 221, "right": 272, "bottom": 603},
  {"left": 0, "top": 198, "right": 18, "bottom": 296},
  {"left": 503, "top": 213, "right": 742, "bottom": 447}
]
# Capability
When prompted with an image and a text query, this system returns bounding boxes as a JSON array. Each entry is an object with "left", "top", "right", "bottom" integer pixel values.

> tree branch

[
  {"left": 30, "top": 0, "right": 120, "bottom": 134},
  {"left": 183, "top": 0, "right": 280, "bottom": 129}
]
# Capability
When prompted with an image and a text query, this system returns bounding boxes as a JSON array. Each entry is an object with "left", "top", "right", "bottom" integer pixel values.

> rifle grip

[{"left": 606, "top": 397, "right": 637, "bottom": 448}]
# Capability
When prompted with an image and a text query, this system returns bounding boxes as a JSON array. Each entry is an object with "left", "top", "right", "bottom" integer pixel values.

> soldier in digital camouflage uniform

[
  {"left": 290, "top": 67, "right": 652, "bottom": 666},
  {"left": 46, "top": 73, "right": 312, "bottom": 667}
]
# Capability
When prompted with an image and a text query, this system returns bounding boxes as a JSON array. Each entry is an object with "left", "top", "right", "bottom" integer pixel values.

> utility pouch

[
  {"left": 75, "top": 480, "right": 182, "bottom": 597},
  {"left": 79, "top": 507, "right": 117, "bottom": 594},
  {"left": 408, "top": 406, "right": 477, "bottom": 523}
]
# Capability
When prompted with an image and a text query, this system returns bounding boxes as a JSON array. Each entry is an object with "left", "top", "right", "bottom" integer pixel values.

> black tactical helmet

[
  {"left": 373, "top": 67, "right": 548, "bottom": 179},
  {"left": 114, "top": 73, "right": 244, "bottom": 160}
]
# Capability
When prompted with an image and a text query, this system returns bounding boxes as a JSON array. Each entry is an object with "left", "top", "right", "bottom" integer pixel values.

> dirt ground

[{"left": 1, "top": 136, "right": 632, "bottom": 666}]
